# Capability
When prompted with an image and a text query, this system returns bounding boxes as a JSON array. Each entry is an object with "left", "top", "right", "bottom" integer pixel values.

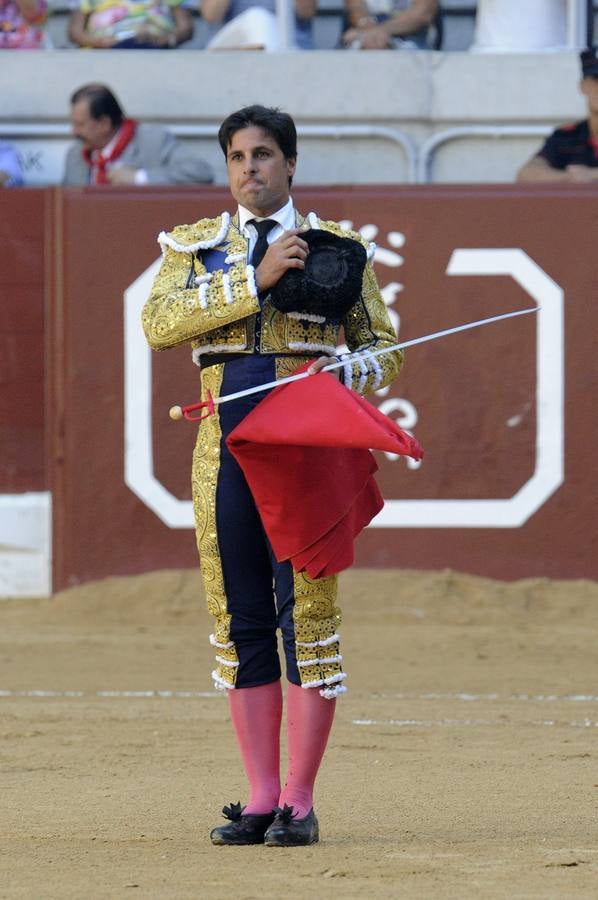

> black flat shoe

[
  {"left": 264, "top": 804, "right": 319, "bottom": 847},
  {"left": 210, "top": 801, "right": 275, "bottom": 846}
]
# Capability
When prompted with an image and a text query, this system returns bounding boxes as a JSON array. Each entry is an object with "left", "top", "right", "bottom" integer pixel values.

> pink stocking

[
  {"left": 227, "top": 680, "right": 282, "bottom": 814},
  {"left": 279, "top": 682, "right": 336, "bottom": 819}
]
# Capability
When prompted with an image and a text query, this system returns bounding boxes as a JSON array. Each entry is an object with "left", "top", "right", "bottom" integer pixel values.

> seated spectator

[
  {"left": 471, "top": 0, "right": 566, "bottom": 53},
  {"left": 63, "top": 84, "right": 213, "bottom": 186},
  {"left": 0, "top": 0, "right": 48, "bottom": 48},
  {"left": 68, "top": 0, "right": 193, "bottom": 48},
  {"left": 517, "top": 48, "right": 598, "bottom": 184},
  {"left": 341, "top": 0, "right": 437, "bottom": 50},
  {"left": 0, "top": 142, "right": 24, "bottom": 186},
  {"left": 201, "top": 0, "right": 315, "bottom": 51}
]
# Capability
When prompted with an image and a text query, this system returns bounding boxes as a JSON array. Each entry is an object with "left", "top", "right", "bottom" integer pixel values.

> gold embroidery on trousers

[
  {"left": 292, "top": 571, "right": 344, "bottom": 690},
  {"left": 192, "top": 364, "right": 239, "bottom": 689}
]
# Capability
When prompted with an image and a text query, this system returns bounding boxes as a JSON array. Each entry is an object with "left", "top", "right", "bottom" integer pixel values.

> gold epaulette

[
  {"left": 157, "top": 212, "right": 232, "bottom": 255},
  {"left": 316, "top": 218, "right": 364, "bottom": 243},
  {"left": 314, "top": 217, "right": 372, "bottom": 257}
]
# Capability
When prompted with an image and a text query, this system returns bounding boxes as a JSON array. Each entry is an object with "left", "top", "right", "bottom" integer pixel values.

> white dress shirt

[{"left": 238, "top": 197, "right": 296, "bottom": 260}]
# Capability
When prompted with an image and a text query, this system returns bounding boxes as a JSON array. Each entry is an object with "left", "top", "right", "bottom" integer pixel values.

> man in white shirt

[{"left": 471, "top": 0, "right": 567, "bottom": 52}]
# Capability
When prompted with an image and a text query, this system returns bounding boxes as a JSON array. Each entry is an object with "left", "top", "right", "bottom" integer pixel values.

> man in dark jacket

[{"left": 517, "top": 48, "right": 598, "bottom": 183}]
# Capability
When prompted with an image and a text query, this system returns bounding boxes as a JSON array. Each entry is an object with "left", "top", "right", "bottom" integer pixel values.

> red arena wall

[
  {"left": 0, "top": 189, "right": 47, "bottom": 493},
  {"left": 2, "top": 185, "right": 596, "bottom": 589}
]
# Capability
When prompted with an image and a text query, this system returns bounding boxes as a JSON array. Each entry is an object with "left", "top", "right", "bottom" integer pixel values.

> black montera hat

[
  {"left": 269, "top": 229, "right": 367, "bottom": 320},
  {"left": 581, "top": 46, "right": 598, "bottom": 77}
]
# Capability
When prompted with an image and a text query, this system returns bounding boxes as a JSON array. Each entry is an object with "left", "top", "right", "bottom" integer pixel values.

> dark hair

[
  {"left": 580, "top": 47, "right": 598, "bottom": 79},
  {"left": 218, "top": 105, "right": 297, "bottom": 186},
  {"left": 70, "top": 84, "right": 124, "bottom": 129}
]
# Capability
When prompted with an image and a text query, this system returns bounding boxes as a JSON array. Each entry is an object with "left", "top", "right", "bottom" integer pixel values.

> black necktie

[{"left": 249, "top": 218, "right": 277, "bottom": 269}]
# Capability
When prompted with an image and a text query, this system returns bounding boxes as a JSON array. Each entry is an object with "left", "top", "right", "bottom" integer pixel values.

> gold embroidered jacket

[{"left": 142, "top": 209, "right": 402, "bottom": 394}]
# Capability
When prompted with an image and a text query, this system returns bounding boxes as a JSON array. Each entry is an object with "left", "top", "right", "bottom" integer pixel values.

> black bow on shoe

[
  {"left": 210, "top": 801, "right": 276, "bottom": 846},
  {"left": 264, "top": 805, "right": 320, "bottom": 847},
  {"left": 221, "top": 801, "right": 245, "bottom": 821},
  {"left": 271, "top": 804, "right": 298, "bottom": 825}
]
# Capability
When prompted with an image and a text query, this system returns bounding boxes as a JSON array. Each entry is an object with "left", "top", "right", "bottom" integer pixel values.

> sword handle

[{"left": 169, "top": 392, "right": 215, "bottom": 422}]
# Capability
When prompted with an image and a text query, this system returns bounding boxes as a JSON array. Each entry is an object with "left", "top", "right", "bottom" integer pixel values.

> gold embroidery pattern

[
  {"left": 223, "top": 224, "right": 250, "bottom": 260},
  {"left": 229, "top": 260, "right": 257, "bottom": 302},
  {"left": 201, "top": 266, "right": 257, "bottom": 322},
  {"left": 168, "top": 215, "right": 226, "bottom": 250},
  {"left": 286, "top": 317, "right": 337, "bottom": 353},
  {"left": 260, "top": 299, "right": 338, "bottom": 355},
  {"left": 260, "top": 300, "right": 288, "bottom": 353},
  {"left": 316, "top": 219, "right": 363, "bottom": 242},
  {"left": 311, "top": 218, "right": 402, "bottom": 395},
  {"left": 343, "top": 265, "right": 403, "bottom": 393},
  {"left": 142, "top": 219, "right": 259, "bottom": 351},
  {"left": 191, "top": 364, "right": 239, "bottom": 689},
  {"left": 275, "top": 355, "right": 312, "bottom": 380},
  {"left": 292, "top": 571, "right": 344, "bottom": 690},
  {"left": 192, "top": 320, "right": 249, "bottom": 354}
]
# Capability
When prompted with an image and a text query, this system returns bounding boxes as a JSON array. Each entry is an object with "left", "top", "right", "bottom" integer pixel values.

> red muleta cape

[{"left": 226, "top": 369, "right": 423, "bottom": 579}]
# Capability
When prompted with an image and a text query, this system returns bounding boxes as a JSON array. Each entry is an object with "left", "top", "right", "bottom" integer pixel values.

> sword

[{"left": 169, "top": 307, "right": 538, "bottom": 421}]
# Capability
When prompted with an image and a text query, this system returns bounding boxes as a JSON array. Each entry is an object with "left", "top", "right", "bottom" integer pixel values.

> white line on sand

[
  {"left": 353, "top": 718, "right": 598, "bottom": 729},
  {"left": 0, "top": 689, "right": 221, "bottom": 699},
  {"left": 1, "top": 689, "right": 598, "bottom": 702},
  {"left": 375, "top": 692, "right": 598, "bottom": 703},
  {"left": 2, "top": 690, "right": 598, "bottom": 728},
  {"left": 0, "top": 689, "right": 598, "bottom": 712}
]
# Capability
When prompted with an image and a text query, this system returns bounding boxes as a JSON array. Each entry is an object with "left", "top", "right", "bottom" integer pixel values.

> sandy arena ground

[{"left": 2, "top": 567, "right": 598, "bottom": 899}]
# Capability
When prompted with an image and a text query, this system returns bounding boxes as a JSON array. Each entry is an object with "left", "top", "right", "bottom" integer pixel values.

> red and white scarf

[{"left": 82, "top": 119, "right": 138, "bottom": 185}]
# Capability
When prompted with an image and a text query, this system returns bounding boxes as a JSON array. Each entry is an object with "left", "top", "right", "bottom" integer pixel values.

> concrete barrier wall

[{"left": 0, "top": 50, "right": 587, "bottom": 185}]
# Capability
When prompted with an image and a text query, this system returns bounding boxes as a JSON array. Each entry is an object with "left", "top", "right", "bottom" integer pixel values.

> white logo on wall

[{"left": 123, "top": 242, "right": 564, "bottom": 529}]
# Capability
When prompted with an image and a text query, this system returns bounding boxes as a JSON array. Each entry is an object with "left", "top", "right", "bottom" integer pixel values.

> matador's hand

[
  {"left": 307, "top": 356, "right": 337, "bottom": 376},
  {"left": 254, "top": 227, "right": 309, "bottom": 293}
]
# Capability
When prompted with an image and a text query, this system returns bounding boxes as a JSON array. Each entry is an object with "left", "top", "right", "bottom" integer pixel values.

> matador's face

[{"left": 226, "top": 125, "right": 296, "bottom": 217}]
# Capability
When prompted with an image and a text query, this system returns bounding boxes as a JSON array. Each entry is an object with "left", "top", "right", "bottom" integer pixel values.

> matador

[{"left": 142, "top": 105, "right": 403, "bottom": 847}]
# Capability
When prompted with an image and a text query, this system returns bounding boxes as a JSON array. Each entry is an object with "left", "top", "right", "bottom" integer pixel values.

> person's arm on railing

[
  {"left": 518, "top": 154, "right": 598, "bottom": 182},
  {"left": 199, "top": 0, "right": 232, "bottom": 24},
  {"left": 342, "top": 0, "right": 437, "bottom": 49},
  {"left": 295, "top": 0, "right": 316, "bottom": 22},
  {"left": 15, "top": 0, "right": 46, "bottom": 21},
  {"left": 68, "top": 9, "right": 117, "bottom": 47}
]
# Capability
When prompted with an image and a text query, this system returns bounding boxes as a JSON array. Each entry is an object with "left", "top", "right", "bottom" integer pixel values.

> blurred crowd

[
  {"left": 0, "top": 0, "right": 573, "bottom": 53},
  {"left": 2, "top": 1, "right": 596, "bottom": 188},
  {"left": 0, "top": 0, "right": 444, "bottom": 50}
]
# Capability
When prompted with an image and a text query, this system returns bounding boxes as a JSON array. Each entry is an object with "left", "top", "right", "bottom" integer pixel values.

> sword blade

[
  {"left": 211, "top": 307, "right": 538, "bottom": 407},
  {"left": 391, "top": 307, "right": 538, "bottom": 352}
]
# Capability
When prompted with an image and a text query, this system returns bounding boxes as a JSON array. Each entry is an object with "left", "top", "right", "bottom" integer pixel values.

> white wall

[{"left": 0, "top": 494, "right": 51, "bottom": 598}]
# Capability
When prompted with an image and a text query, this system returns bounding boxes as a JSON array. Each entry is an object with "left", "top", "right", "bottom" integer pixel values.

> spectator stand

[
  {"left": 4, "top": 122, "right": 418, "bottom": 187},
  {"left": 3, "top": 2, "right": 595, "bottom": 186},
  {"left": 45, "top": 0, "right": 212, "bottom": 47},
  {"left": 44, "top": 1, "right": 598, "bottom": 52}
]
